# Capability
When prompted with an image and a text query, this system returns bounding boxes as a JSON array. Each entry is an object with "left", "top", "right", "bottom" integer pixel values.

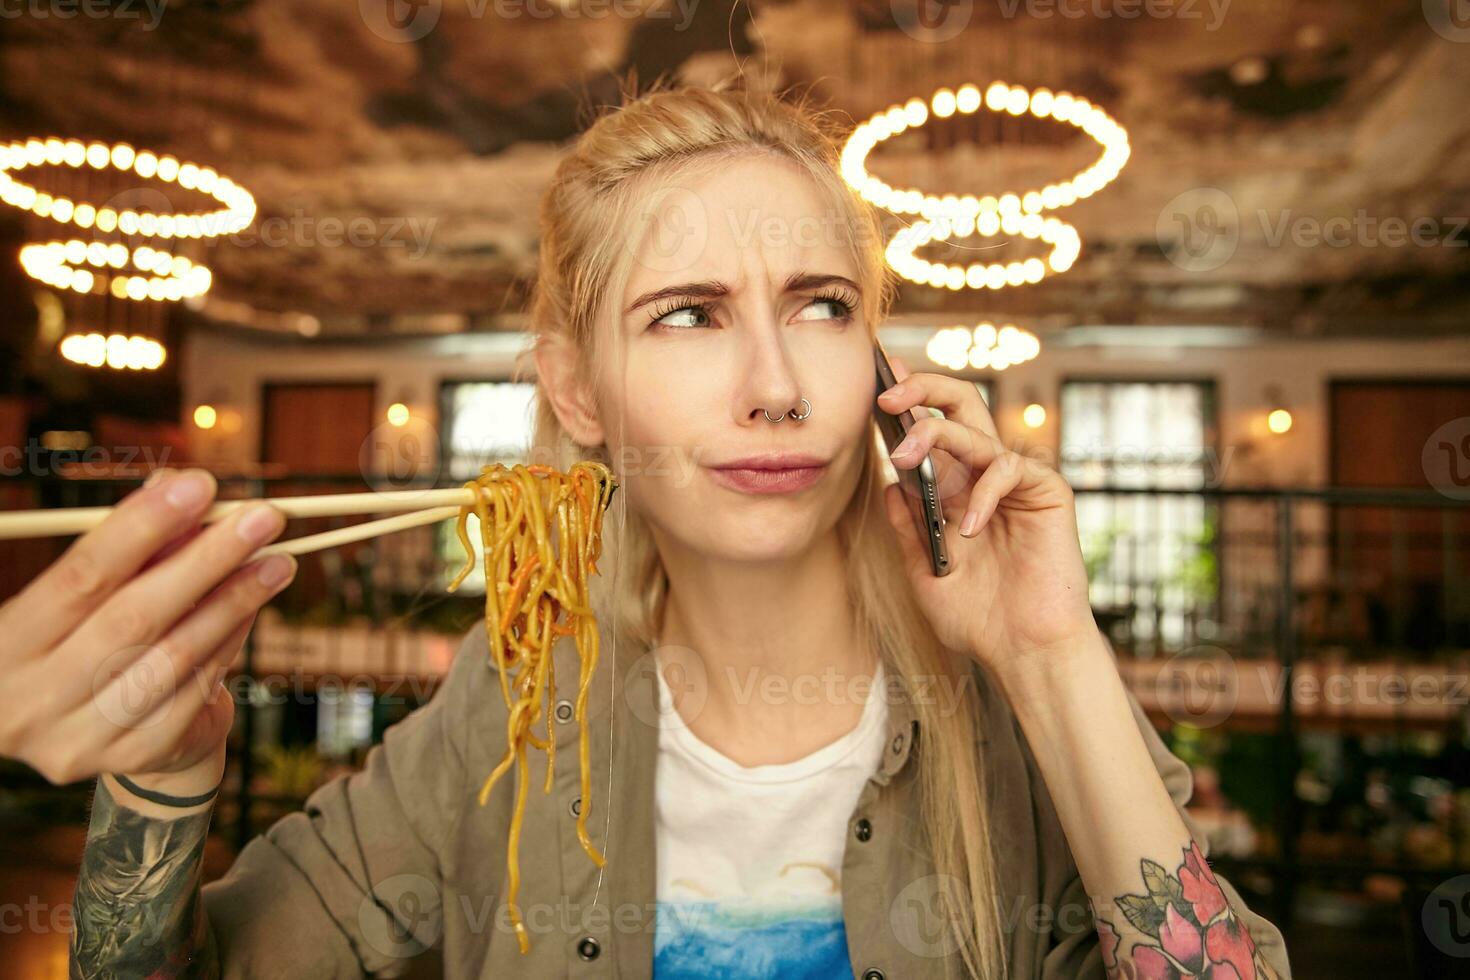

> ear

[{"left": 534, "top": 333, "right": 606, "bottom": 447}]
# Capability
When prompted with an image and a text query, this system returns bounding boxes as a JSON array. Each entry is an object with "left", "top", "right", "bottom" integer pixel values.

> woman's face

[{"left": 596, "top": 152, "right": 876, "bottom": 564}]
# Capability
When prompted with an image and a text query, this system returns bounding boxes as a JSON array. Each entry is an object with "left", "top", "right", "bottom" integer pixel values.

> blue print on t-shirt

[{"left": 653, "top": 898, "right": 851, "bottom": 979}]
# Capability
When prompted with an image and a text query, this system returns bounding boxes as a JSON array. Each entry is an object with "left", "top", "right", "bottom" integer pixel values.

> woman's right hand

[{"left": 0, "top": 467, "right": 297, "bottom": 799}]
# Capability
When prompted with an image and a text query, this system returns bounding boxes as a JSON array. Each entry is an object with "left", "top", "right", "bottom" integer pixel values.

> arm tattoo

[
  {"left": 70, "top": 778, "right": 219, "bottom": 980},
  {"left": 1095, "top": 841, "right": 1279, "bottom": 980}
]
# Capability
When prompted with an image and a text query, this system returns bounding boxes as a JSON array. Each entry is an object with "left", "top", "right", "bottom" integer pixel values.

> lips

[
  {"left": 711, "top": 452, "right": 828, "bottom": 470},
  {"left": 708, "top": 453, "right": 829, "bottom": 495}
]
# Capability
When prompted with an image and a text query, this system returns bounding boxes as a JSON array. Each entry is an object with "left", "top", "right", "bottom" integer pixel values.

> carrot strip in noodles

[{"left": 445, "top": 460, "right": 616, "bottom": 955}]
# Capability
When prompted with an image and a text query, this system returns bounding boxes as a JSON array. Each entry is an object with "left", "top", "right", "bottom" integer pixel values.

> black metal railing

[{"left": 3, "top": 473, "right": 1468, "bottom": 951}]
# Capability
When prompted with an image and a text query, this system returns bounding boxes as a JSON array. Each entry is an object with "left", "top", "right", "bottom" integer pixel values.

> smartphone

[{"left": 873, "top": 339, "right": 952, "bottom": 577}]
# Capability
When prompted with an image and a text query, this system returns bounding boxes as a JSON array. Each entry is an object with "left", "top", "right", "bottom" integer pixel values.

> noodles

[{"left": 445, "top": 459, "right": 617, "bottom": 954}]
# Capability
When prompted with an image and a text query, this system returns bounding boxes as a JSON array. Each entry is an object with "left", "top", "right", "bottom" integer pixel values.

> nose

[{"left": 736, "top": 325, "right": 805, "bottom": 424}]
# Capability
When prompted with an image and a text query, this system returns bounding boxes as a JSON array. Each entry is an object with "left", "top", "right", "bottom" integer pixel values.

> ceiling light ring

[
  {"left": 19, "top": 238, "right": 213, "bottom": 302},
  {"left": 58, "top": 331, "right": 167, "bottom": 371},
  {"left": 842, "top": 82, "right": 1131, "bottom": 221},
  {"left": 0, "top": 137, "right": 256, "bottom": 238},
  {"left": 927, "top": 322, "right": 1042, "bottom": 372},
  {"left": 885, "top": 213, "right": 1082, "bottom": 291}
]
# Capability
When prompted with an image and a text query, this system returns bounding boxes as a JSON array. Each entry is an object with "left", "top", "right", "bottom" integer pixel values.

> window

[
  {"left": 1060, "top": 381, "right": 1218, "bottom": 652},
  {"left": 435, "top": 380, "right": 539, "bottom": 594},
  {"left": 439, "top": 381, "right": 538, "bottom": 481},
  {"left": 316, "top": 687, "right": 375, "bottom": 758}
]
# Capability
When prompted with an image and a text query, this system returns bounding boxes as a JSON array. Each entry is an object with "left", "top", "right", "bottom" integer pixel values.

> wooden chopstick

[
  {"left": 0, "top": 487, "right": 478, "bottom": 541},
  {"left": 250, "top": 505, "right": 466, "bottom": 561},
  {"left": 0, "top": 478, "right": 617, "bottom": 560}
]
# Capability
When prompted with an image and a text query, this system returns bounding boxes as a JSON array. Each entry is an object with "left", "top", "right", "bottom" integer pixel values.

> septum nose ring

[{"left": 763, "top": 397, "right": 812, "bottom": 423}]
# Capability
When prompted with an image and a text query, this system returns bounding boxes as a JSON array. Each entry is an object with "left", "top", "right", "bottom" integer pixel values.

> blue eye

[
  {"left": 649, "top": 302, "right": 713, "bottom": 330},
  {"left": 646, "top": 290, "right": 857, "bottom": 331},
  {"left": 798, "top": 297, "right": 854, "bottom": 322}
]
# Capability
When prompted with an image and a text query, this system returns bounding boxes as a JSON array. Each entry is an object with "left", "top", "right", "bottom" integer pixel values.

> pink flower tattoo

[{"left": 1097, "top": 840, "right": 1274, "bottom": 980}]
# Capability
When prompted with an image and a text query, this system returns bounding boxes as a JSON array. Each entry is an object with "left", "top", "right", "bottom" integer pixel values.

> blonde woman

[{"left": 3, "top": 80, "right": 1291, "bottom": 978}]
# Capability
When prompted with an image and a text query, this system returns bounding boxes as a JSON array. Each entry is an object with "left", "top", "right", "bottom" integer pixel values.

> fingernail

[
  {"left": 256, "top": 554, "right": 296, "bottom": 588},
  {"left": 880, "top": 383, "right": 904, "bottom": 400},
  {"left": 960, "top": 510, "right": 979, "bottom": 536},
  {"left": 164, "top": 470, "right": 212, "bottom": 510},
  {"left": 235, "top": 504, "right": 285, "bottom": 545},
  {"left": 890, "top": 438, "right": 916, "bottom": 460}
]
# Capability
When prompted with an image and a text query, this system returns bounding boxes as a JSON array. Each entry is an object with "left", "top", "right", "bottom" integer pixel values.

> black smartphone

[{"left": 873, "top": 339, "right": 952, "bottom": 577}]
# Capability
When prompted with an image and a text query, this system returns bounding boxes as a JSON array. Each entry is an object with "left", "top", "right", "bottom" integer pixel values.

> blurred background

[{"left": 1, "top": 1, "right": 1468, "bottom": 977}]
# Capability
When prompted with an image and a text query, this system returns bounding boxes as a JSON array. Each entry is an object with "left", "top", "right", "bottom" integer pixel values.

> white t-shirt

[{"left": 651, "top": 658, "right": 889, "bottom": 979}]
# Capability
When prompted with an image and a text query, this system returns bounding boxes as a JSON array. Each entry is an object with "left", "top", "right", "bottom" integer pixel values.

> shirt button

[
  {"left": 855, "top": 817, "right": 873, "bottom": 842},
  {"left": 862, "top": 969, "right": 885, "bottom": 980},
  {"left": 569, "top": 796, "right": 582, "bottom": 817},
  {"left": 555, "top": 699, "right": 575, "bottom": 723},
  {"left": 577, "top": 936, "right": 601, "bottom": 960}
]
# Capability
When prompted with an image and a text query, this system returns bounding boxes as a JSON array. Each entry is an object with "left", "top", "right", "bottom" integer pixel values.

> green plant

[
  {"left": 1216, "top": 733, "right": 1281, "bottom": 835},
  {"left": 1165, "top": 723, "right": 1224, "bottom": 772},
  {"left": 1082, "top": 523, "right": 1122, "bottom": 584},
  {"left": 257, "top": 744, "right": 325, "bottom": 798},
  {"left": 1171, "top": 516, "right": 1220, "bottom": 607}
]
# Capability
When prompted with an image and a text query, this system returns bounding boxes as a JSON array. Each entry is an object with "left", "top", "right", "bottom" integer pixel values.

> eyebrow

[{"left": 623, "top": 272, "right": 861, "bottom": 316}]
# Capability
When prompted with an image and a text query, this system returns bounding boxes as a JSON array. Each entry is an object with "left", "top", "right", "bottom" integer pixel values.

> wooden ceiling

[{"left": 0, "top": 0, "right": 1466, "bottom": 339}]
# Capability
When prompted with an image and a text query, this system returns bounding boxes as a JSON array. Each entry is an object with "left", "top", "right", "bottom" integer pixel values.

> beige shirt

[{"left": 202, "top": 623, "right": 1292, "bottom": 978}]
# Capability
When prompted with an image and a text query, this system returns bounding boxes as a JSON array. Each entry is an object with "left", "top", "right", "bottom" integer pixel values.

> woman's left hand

[{"left": 877, "top": 360, "right": 1099, "bottom": 675}]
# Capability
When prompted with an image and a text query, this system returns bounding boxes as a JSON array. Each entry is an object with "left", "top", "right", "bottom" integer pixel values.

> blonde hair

[{"left": 522, "top": 74, "right": 1004, "bottom": 979}]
